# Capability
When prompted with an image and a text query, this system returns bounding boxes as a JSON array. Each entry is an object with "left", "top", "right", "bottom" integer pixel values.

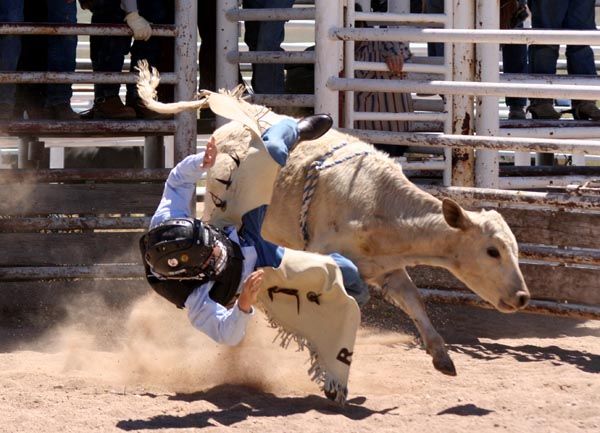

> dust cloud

[{"left": 34, "top": 291, "right": 316, "bottom": 396}]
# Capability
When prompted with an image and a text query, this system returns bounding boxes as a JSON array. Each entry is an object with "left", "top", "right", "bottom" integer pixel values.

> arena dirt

[{"left": 0, "top": 293, "right": 598, "bottom": 433}]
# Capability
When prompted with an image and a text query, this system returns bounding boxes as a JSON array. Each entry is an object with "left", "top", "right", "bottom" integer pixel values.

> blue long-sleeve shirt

[{"left": 151, "top": 152, "right": 257, "bottom": 346}]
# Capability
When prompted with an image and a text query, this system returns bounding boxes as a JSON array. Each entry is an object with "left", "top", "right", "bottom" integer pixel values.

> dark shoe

[
  {"left": 297, "top": 113, "right": 333, "bottom": 142},
  {"left": 92, "top": 96, "right": 136, "bottom": 120},
  {"left": 508, "top": 106, "right": 526, "bottom": 120},
  {"left": 48, "top": 103, "right": 80, "bottom": 121},
  {"left": 25, "top": 105, "right": 51, "bottom": 120},
  {"left": 572, "top": 101, "right": 600, "bottom": 121},
  {"left": 527, "top": 100, "right": 561, "bottom": 120}
]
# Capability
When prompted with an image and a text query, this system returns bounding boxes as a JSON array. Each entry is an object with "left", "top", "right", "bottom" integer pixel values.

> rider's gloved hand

[{"left": 125, "top": 11, "right": 152, "bottom": 41}]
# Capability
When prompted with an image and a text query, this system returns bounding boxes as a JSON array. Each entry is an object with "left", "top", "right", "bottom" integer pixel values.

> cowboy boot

[
  {"left": 297, "top": 114, "right": 333, "bottom": 142},
  {"left": 572, "top": 100, "right": 600, "bottom": 121},
  {"left": 527, "top": 99, "right": 561, "bottom": 120}
]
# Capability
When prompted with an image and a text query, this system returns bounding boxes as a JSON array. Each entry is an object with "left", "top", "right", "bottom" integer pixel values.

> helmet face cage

[{"left": 142, "top": 218, "right": 219, "bottom": 280}]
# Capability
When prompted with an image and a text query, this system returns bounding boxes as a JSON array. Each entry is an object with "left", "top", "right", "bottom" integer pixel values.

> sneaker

[
  {"left": 91, "top": 96, "right": 136, "bottom": 120},
  {"left": 572, "top": 101, "right": 600, "bottom": 121},
  {"left": 0, "top": 103, "right": 14, "bottom": 121},
  {"left": 527, "top": 100, "right": 561, "bottom": 120},
  {"left": 508, "top": 106, "right": 526, "bottom": 120},
  {"left": 48, "top": 103, "right": 80, "bottom": 121}
]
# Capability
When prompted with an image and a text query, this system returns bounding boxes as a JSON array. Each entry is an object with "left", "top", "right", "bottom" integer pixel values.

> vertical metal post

[
  {"left": 315, "top": 0, "right": 342, "bottom": 125},
  {"left": 216, "top": 0, "right": 240, "bottom": 127},
  {"left": 448, "top": 0, "right": 475, "bottom": 186},
  {"left": 474, "top": 0, "right": 500, "bottom": 188},
  {"left": 343, "top": 2, "right": 355, "bottom": 129},
  {"left": 174, "top": 0, "right": 198, "bottom": 163}
]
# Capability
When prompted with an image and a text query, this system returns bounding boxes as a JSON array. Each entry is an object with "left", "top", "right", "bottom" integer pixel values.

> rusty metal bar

[
  {"left": 0, "top": 168, "right": 169, "bottom": 183},
  {"left": 0, "top": 22, "right": 176, "bottom": 37},
  {"left": 174, "top": 0, "right": 198, "bottom": 163},
  {"left": 0, "top": 216, "right": 150, "bottom": 232},
  {"left": 338, "top": 129, "right": 600, "bottom": 155},
  {"left": 418, "top": 288, "right": 600, "bottom": 320},
  {"left": 231, "top": 50, "right": 315, "bottom": 64},
  {"left": 0, "top": 71, "right": 177, "bottom": 85},
  {"left": 0, "top": 265, "right": 143, "bottom": 280},
  {"left": 331, "top": 27, "right": 600, "bottom": 46},
  {"left": 0, "top": 120, "right": 175, "bottom": 137},
  {"left": 422, "top": 185, "right": 600, "bottom": 210},
  {"left": 248, "top": 93, "right": 314, "bottom": 107},
  {"left": 328, "top": 77, "right": 600, "bottom": 101},
  {"left": 226, "top": 7, "right": 316, "bottom": 21}
]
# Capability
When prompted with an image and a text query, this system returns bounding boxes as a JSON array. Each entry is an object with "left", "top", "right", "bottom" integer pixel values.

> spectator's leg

[
  {"left": 198, "top": 0, "right": 217, "bottom": 92},
  {"left": 90, "top": 0, "right": 130, "bottom": 101},
  {"left": 127, "top": 0, "right": 174, "bottom": 116},
  {"left": 242, "top": 0, "right": 295, "bottom": 94},
  {"left": 502, "top": 41, "right": 527, "bottom": 118},
  {"left": 45, "top": 0, "right": 78, "bottom": 119},
  {"left": 564, "top": 0, "right": 600, "bottom": 120},
  {"left": 17, "top": 1, "right": 47, "bottom": 119},
  {"left": 423, "top": 0, "right": 444, "bottom": 57},
  {"left": 0, "top": 1, "right": 24, "bottom": 119},
  {"left": 527, "top": 0, "right": 567, "bottom": 120}
]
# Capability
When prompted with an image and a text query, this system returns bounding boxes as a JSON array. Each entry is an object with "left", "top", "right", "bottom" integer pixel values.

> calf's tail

[{"left": 135, "top": 60, "right": 208, "bottom": 114}]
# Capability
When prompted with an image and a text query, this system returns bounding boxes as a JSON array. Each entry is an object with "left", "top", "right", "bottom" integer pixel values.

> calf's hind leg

[{"left": 380, "top": 269, "right": 457, "bottom": 376}]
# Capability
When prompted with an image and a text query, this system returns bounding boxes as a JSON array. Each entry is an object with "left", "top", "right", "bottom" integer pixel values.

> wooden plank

[
  {"left": 0, "top": 232, "right": 144, "bottom": 266},
  {"left": 408, "top": 263, "right": 600, "bottom": 306},
  {"left": 0, "top": 216, "right": 150, "bottom": 232},
  {"left": 0, "top": 183, "right": 163, "bottom": 216},
  {"left": 498, "top": 208, "right": 600, "bottom": 249},
  {"left": 0, "top": 168, "right": 169, "bottom": 183},
  {"left": 0, "top": 264, "right": 143, "bottom": 280},
  {"left": 0, "top": 279, "right": 150, "bottom": 312}
]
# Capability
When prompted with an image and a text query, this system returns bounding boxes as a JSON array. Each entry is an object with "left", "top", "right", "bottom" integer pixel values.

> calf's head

[{"left": 441, "top": 199, "right": 530, "bottom": 313}]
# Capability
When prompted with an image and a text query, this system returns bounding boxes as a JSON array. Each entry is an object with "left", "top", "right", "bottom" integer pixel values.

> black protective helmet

[{"left": 140, "top": 218, "right": 227, "bottom": 280}]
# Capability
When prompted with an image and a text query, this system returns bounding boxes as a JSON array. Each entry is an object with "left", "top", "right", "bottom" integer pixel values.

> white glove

[{"left": 125, "top": 11, "right": 152, "bottom": 41}]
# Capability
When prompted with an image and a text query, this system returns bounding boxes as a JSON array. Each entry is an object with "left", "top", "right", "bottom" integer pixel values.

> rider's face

[{"left": 201, "top": 245, "right": 222, "bottom": 272}]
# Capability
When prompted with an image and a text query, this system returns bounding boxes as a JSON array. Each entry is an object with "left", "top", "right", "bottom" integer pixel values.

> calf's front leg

[{"left": 380, "top": 268, "right": 457, "bottom": 376}]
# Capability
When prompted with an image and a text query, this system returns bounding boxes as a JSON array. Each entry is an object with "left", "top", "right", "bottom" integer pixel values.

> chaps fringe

[{"left": 262, "top": 309, "right": 348, "bottom": 405}]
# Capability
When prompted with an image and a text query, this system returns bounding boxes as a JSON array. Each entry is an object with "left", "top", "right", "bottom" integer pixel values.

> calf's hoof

[{"left": 433, "top": 356, "right": 457, "bottom": 376}]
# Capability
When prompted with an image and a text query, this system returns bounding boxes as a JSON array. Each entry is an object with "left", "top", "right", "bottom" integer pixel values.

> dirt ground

[{"left": 0, "top": 293, "right": 598, "bottom": 433}]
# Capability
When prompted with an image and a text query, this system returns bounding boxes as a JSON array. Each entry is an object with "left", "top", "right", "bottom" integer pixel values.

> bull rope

[{"left": 300, "top": 142, "right": 372, "bottom": 248}]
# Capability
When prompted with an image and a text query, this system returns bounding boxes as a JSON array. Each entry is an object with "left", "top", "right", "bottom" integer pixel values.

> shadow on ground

[{"left": 116, "top": 384, "right": 397, "bottom": 431}]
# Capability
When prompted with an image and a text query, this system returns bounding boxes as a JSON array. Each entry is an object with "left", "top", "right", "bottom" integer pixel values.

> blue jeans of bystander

[
  {"left": 242, "top": 0, "right": 295, "bottom": 94},
  {"left": 0, "top": 1, "right": 24, "bottom": 107}
]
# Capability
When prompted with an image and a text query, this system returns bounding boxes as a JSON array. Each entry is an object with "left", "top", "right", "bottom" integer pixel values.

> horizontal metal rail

[
  {"left": 329, "top": 77, "right": 600, "bottom": 100},
  {"left": 0, "top": 216, "right": 150, "bottom": 232},
  {"left": 0, "top": 71, "right": 177, "bottom": 85},
  {"left": 0, "top": 120, "right": 175, "bottom": 137},
  {"left": 498, "top": 176, "right": 600, "bottom": 190},
  {"left": 423, "top": 185, "right": 600, "bottom": 210},
  {"left": 502, "top": 73, "right": 600, "bottom": 87},
  {"left": 499, "top": 127, "right": 600, "bottom": 140},
  {"left": 226, "top": 7, "right": 315, "bottom": 21},
  {"left": 331, "top": 27, "right": 600, "bottom": 45},
  {"left": 247, "top": 93, "right": 314, "bottom": 107},
  {"left": 355, "top": 60, "right": 446, "bottom": 75},
  {"left": 0, "top": 168, "right": 169, "bottom": 183},
  {"left": 353, "top": 112, "right": 446, "bottom": 122},
  {"left": 231, "top": 50, "right": 315, "bottom": 64},
  {"left": 354, "top": 12, "right": 447, "bottom": 25},
  {"left": 340, "top": 129, "right": 600, "bottom": 155},
  {"left": 419, "top": 288, "right": 600, "bottom": 320},
  {"left": 0, "top": 22, "right": 176, "bottom": 37}
]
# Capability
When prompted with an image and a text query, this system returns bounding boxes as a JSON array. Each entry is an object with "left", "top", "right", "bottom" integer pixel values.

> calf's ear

[{"left": 442, "top": 198, "right": 473, "bottom": 230}]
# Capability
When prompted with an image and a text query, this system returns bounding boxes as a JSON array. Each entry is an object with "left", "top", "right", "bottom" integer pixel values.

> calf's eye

[{"left": 487, "top": 247, "right": 500, "bottom": 259}]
